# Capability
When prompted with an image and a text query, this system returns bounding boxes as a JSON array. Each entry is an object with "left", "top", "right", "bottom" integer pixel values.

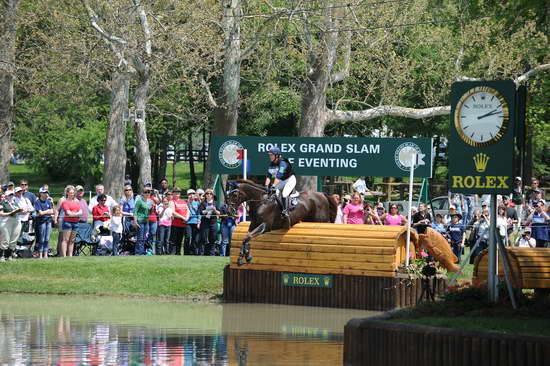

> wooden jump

[
  {"left": 230, "top": 222, "right": 413, "bottom": 277},
  {"left": 474, "top": 247, "right": 550, "bottom": 289},
  {"left": 224, "top": 222, "right": 446, "bottom": 311}
]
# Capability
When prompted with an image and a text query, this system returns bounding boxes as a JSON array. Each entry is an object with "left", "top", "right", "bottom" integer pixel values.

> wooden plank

[
  {"left": 239, "top": 228, "right": 405, "bottom": 239},
  {"left": 228, "top": 263, "right": 396, "bottom": 277},
  {"left": 230, "top": 256, "right": 395, "bottom": 271},
  {"left": 227, "top": 241, "right": 396, "bottom": 255},
  {"left": 229, "top": 248, "right": 396, "bottom": 264},
  {"left": 522, "top": 272, "right": 550, "bottom": 279},
  {"left": 522, "top": 279, "right": 550, "bottom": 288},
  {"left": 235, "top": 221, "right": 407, "bottom": 233},
  {"left": 521, "top": 267, "right": 550, "bottom": 274},
  {"left": 232, "top": 234, "right": 400, "bottom": 247}
]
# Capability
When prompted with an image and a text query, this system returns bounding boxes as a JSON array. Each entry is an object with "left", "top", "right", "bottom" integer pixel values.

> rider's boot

[{"left": 281, "top": 195, "right": 290, "bottom": 218}]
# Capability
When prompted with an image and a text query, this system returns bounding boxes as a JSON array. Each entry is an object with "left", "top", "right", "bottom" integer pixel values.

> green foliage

[{"left": 13, "top": 95, "right": 108, "bottom": 183}]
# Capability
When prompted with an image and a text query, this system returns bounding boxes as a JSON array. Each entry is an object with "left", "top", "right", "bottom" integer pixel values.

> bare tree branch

[
  {"left": 328, "top": 105, "right": 451, "bottom": 123},
  {"left": 200, "top": 76, "right": 219, "bottom": 108},
  {"left": 330, "top": 29, "right": 351, "bottom": 84},
  {"left": 132, "top": 0, "right": 152, "bottom": 57},
  {"left": 515, "top": 63, "right": 550, "bottom": 86}
]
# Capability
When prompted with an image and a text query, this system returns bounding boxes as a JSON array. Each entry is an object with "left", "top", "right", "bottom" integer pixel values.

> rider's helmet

[{"left": 268, "top": 146, "right": 281, "bottom": 155}]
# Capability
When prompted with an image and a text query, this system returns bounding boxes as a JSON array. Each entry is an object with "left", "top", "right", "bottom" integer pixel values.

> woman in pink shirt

[
  {"left": 343, "top": 193, "right": 365, "bottom": 224},
  {"left": 59, "top": 187, "right": 82, "bottom": 257},
  {"left": 380, "top": 204, "right": 408, "bottom": 226}
]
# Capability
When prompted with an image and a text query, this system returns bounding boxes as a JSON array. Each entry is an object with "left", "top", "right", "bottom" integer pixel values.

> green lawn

[
  {"left": 8, "top": 162, "right": 204, "bottom": 197},
  {"left": 0, "top": 256, "right": 229, "bottom": 298},
  {"left": 393, "top": 316, "right": 550, "bottom": 337}
]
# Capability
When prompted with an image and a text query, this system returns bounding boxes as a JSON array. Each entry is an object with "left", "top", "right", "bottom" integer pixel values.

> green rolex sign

[
  {"left": 281, "top": 273, "right": 333, "bottom": 288},
  {"left": 448, "top": 80, "right": 518, "bottom": 194}
]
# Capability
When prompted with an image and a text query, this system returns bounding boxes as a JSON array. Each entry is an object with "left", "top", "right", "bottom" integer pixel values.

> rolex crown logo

[{"left": 473, "top": 153, "right": 490, "bottom": 172}]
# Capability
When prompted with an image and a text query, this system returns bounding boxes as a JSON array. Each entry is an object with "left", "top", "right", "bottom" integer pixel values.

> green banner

[
  {"left": 281, "top": 273, "right": 333, "bottom": 288},
  {"left": 212, "top": 136, "right": 433, "bottom": 178},
  {"left": 448, "top": 80, "right": 517, "bottom": 194}
]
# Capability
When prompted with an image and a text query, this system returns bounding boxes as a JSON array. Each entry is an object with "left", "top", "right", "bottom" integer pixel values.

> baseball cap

[
  {"left": 187, "top": 189, "right": 196, "bottom": 195},
  {"left": 143, "top": 182, "right": 152, "bottom": 187},
  {"left": 5, "top": 190, "right": 14, "bottom": 196},
  {"left": 196, "top": 188, "right": 205, "bottom": 194},
  {"left": 39, "top": 187, "right": 49, "bottom": 193},
  {"left": 481, "top": 201, "right": 487, "bottom": 206},
  {"left": 75, "top": 185, "right": 84, "bottom": 191},
  {"left": 449, "top": 205, "right": 456, "bottom": 210},
  {"left": 524, "top": 227, "right": 531, "bottom": 233},
  {"left": 7, "top": 181, "right": 14, "bottom": 186},
  {"left": 14, "top": 187, "right": 22, "bottom": 193},
  {"left": 343, "top": 194, "right": 352, "bottom": 200},
  {"left": 515, "top": 176, "right": 522, "bottom": 181}
]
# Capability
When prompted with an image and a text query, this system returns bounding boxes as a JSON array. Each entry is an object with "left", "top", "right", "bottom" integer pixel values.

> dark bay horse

[{"left": 227, "top": 179, "right": 337, "bottom": 265}]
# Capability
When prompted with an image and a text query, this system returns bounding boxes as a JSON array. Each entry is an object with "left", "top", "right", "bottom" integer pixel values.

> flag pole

[
  {"left": 405, "top": 152, "right": 416, "bottom": 266},
  {"left": 242, "top": 149, "right": 248, "bottom": 222}
]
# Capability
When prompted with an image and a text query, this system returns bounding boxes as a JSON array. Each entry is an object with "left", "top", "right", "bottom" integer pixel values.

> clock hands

[{"left": 477, "top": 108, "right": 501, "bottom": 120}]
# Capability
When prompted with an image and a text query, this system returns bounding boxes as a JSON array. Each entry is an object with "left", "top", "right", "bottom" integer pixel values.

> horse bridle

[{"left": 226, "top": 182, "right": 270, "bottom": 217}]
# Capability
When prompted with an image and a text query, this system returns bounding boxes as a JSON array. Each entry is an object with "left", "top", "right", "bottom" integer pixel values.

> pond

[{"left": 0, "top": 294, "right": 378, "bottom": 365}]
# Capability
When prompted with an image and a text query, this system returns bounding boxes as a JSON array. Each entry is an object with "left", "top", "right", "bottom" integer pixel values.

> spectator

[
  {"left": 496, "top": 206, "right": 510, "bottom": 245},
  {"left": 219, "top": 199, "right": 236, "bottom": 256},
  {"left": 185, "top": 189, "right": 200, "bottom": 255},
  {"left": 196, "top": 188, "right": 205, "bottom": 203},
  {"left": 516, "top": 227, "right": 536, "bottom": 248},
  {"left": 147, "top": 188, "right": 160, "bottom": 254},
  {"left": 19, "top": 180, "right": 37, "bottom": 206},
  {"left": 0, "top": 190, "right": 22, "bottom": 261},
  {"left": 380, "top": 204, "right": 408, "bottom": 226},
  {"left": 198, "top": 188, "right": 220, "bottom": 256},
  {"left": 449, "top": 192, "right": 464, "bottom": 216},
  {"left": 332, "top": 194, "right": 344, "bottom": 224},
  {"left": 59, "top": 187, "right": 82, "bottom": 257},
  {"left": 470, "top": 210, "right": 490, "bottom": 264},
  {"left": 511, "top": 177, "right": 525, "bottom": 220},
  {"left": 412, "top": 203, "right": 432, "bottom": 228},
  {"left": 444, "top": 205, "right": 460, "bottom": 225},
  {"left": 89, "top": 184, "right": 117, "bottom": 213},
  {"left": 502, "top": 196, "right": 518, "bottom": 236},
  {"left": 343, "top": 192, "right": 365, "bottom": 224},
  {"left": 447, "top": 213, "right": 465, "bottom": 261},
  {"left": 120, "top": 184, "right": 136, "bottom": 231},
  {"left": 363, "top": 204, "right": 379, "bottom": 225},
  {"left": 75, "top": 185, "right": 89, "bottom": 223},
  {"left": 133, "top": 189, "right": 152, "bottom": 255},
  {"left": 157, "top": 196, "right": 173, "bottom": 255},
  {"left": 14, "top": 186, "right": 34, "bottom": 237},
  {"left": 110, "top": 205, "right": 123, "bottom": 256},
  {"left": 54, "top": 185, "right": 73, "bottom": 255},
  {"left": 431, "top": 213, "right": 446, "bottom": 235},
  {"left": 526, "top": 178, "right": 545, "bottom": 201},
  {"left": 92, "top": 194, "right": 110, "bottom": 232},
  {"left": 526, "top": 201, "right": 549, "bottom": 248},
  {"left": 170, "top": 187, "right": 190, "bottom": 255},
  {"left": 157, "top": 178, "right": 170, "bottom": 199},
  {"left": 375, "top": 202, "right": 385, "bottom": 217},
  {"left": 34, "top": 187, "right": 54, "bottom": 259},
  {"left": 529, "top": 190, "right": 546, "bottom": 207}
]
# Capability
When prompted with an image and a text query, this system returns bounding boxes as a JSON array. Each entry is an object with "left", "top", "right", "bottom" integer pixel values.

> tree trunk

[
  {"left": 203, "top": 0, "right": 241, "bottom": 188},
  {"left": 188, "top": 131, "right": 197, "bottom": 189},
  {"left": 158, "top": 133, "right": 168, "bottom": 182},
  {"left": 0, "top": 0, "right": 20, "bottom": 183},
  {"left": 103, "top": 70, "right": 129, "bottom": 200},
  {"left": 133, "top": 66, "right": 152, "bottom": 187}
]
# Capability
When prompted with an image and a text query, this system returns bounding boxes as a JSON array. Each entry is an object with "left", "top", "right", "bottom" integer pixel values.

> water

[{"left": 0, "top": 294, "right": 378, "bottom": 365}]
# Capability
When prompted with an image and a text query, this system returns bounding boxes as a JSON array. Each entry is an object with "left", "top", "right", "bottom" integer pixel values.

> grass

[
  {"left": 8, "top": 162, "right": 204, "bottom": 197},
  {"left": 0, "top": 256, "right": 229, "bottom": 298},
  {"left": 393, "top": 316, "right": 550, "bottom": 337}
]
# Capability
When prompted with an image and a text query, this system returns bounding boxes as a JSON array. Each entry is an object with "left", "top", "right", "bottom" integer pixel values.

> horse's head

[
  {"left": 226, "top": 181, "right": 246, "bottom": 216},
  {"left": 226, "top": 180, "right": 269, "bottom": 216}
]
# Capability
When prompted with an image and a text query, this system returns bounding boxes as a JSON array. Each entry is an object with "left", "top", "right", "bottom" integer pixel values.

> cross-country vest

[{"left": 267, "top": 158, "right": 294, "bottom": 181}]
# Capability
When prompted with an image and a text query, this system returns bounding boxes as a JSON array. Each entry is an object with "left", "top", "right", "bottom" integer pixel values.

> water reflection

[{"left": 0, "top": 295, "right": 378, "bottom": 365}]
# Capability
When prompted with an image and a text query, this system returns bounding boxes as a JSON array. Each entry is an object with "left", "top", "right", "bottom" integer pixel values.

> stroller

[{"left": 118, "top": 220, "right": 139, "bottom": 255}]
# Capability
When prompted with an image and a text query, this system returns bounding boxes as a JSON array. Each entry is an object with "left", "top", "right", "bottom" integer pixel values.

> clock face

[{"left": 454, "top": 86, "right": 509, "bottom": 147}]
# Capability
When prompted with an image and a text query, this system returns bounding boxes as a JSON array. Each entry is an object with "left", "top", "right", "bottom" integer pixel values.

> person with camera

[
  {"left": 198, "top": 189, "right": 220, "bottom": 256},
  {"left": 0, "top": 190, "right": 23, "bottom": 261},
  {"left": 526, "top": 201, "right": 550, "bottom": 248},
  {"left": 412, "top": 203, "right": 432, "bottom": 229},
  {"left": 363, "top": 203, "right": 380, "bottom": 225},
  {"left": 516, "top": 227, "right": 536, "bottom": 248},
  {"left": 447, "top": 213, "right": 465, "bottom": 262}
]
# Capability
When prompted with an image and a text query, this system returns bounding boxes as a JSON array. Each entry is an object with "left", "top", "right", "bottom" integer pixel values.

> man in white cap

[
  {"left": 0, "top": 190, "right": 22, "bottom": 261},
  {"left": 516, "top": 227, "right": 535, "bottom": 248},
  {"left": 196, "top": 188, "right": 205, "bottom": 203}
]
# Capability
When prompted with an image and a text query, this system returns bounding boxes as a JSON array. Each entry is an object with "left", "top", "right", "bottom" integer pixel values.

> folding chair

[{"left": 74, "top": 222, "right": 99, "bottom": 256}]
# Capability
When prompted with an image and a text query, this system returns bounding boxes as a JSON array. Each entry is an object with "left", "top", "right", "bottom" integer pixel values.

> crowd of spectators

[
  {"left": 332, "top": 176, "right": 549, "bottom": 263},
  {"left": 0, "top": 178, "right": 239, "bottom": 260}
]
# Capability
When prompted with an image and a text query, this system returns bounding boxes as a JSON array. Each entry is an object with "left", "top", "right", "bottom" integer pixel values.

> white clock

[{"left": 454, "top": 86, "right": 510, "bottom": 147}]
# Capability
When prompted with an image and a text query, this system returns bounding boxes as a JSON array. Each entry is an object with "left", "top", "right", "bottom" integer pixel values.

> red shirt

[
  {"left": 92, "top": 204, "right": 110, "bottom": 222},
  {"left": 172, "top": 199, "right": 189, "bottom": 227},
  {"left": 61, "top": 200, "right": 82, "bottom": 223},
  {"left": 148, "top": 198, "right": 157, "bottom": 222}
]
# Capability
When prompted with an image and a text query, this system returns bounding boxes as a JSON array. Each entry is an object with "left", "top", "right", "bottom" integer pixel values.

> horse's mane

[{"left": 236, "top": 179, "right": 266, "bottom": 191}]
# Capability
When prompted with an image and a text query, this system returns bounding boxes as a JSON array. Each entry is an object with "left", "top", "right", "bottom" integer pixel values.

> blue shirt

[
  {"left": 447, "top": 223, "right": 465, "bottom": 243},
  {"left": 34, "top": 199, "right": 53, "bottom": 225},
  {"left": 531, "top": 212, "right": 549, "bottom": 241},
  {"left": 187, "top": 200, "right": 200, "bottom": 225},
  {"left": 120, "top": 197, "right": 136, "bottom": 214}
]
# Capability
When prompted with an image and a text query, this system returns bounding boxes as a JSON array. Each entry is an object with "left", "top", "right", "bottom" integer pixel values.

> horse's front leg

[{"left": 237, "top": 223, "right": 267, "bottom": 266}]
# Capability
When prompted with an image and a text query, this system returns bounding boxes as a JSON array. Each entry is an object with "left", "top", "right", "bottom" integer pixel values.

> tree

[{"left": 0, "top": 0, "right": 20, "bottom": 183}]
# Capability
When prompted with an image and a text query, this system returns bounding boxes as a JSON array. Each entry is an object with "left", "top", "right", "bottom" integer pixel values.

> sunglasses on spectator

[
  {"left": 143, "top": 191, "right": 151, "bottom": 194},
  {"left": 124, "top": 188, "right": 132, "bottom": 191},
  {"left": 20, "top": 183, "right": 28, "bottom": 186},
  {"left": 100, "top": 199, "right": 107, "bottom": 202}
]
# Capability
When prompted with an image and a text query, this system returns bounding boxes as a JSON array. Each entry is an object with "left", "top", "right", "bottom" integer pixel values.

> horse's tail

[{"left": 323, "top": 193, "right": 338, "bottom": 223}]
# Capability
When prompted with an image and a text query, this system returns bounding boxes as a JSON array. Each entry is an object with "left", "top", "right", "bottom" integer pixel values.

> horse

[{"left": 226, "top": 179, "right": 338, "bottom": 266}]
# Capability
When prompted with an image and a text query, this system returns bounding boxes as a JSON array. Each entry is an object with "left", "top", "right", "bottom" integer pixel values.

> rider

[{"left": 264, "top": 146, "right": 296, "bottom": 217}]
